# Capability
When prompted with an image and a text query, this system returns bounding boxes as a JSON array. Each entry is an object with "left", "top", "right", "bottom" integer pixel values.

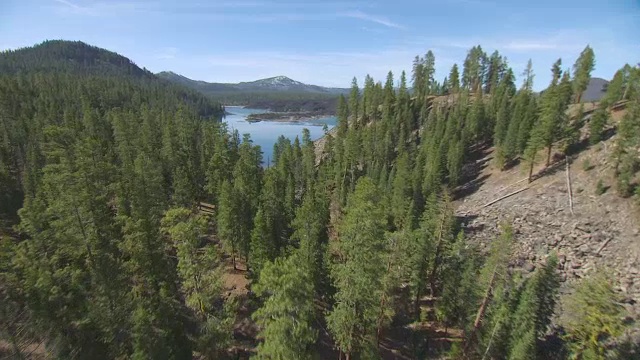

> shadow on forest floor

[
  {"left": 567, "top": 126, "right": 617, "bottom": 157},
  {"left": 453, "top": 142, "right": 493, "bottom": 201}
]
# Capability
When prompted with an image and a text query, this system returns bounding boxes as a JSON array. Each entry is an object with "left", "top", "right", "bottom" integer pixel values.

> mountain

[
  {"left": 157, "top": 71, "right": 347, "bottom": 113},
  {"left": 157, "top": 71, "right": 349, "bottom": 95},
  {"left": 581, "top": 77, "right": 609, "bottom": 102}
]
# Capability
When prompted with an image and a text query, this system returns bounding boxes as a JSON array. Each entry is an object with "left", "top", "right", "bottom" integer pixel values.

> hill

[
  {"left": 0, "top": 40, "right": 224, "bottom": 118},
  {"left": 581, "top": 77, "right": 609, "bottom": 102},
  {"left": 0, "top": 40, "right": 151, "bottom": 78}
]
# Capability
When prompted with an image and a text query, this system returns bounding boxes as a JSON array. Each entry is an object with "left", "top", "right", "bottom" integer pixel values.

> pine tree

[
  {"left": 462, "top": 46, "right": 487, "bottom": 92},
  {"left": 291, "top": 187, "right": 329, "bottom": 293},
  {"left": 217, "top": 179, "right": 241, "bottom": 269},
  {"left": 253, "top": 253, "right": 317, "bottom": 360},
  {"left": 589, "top": 108, "right": 608, "bottom": 144},
  {"left": 613, "top": 100, "right": 640, "bottom": 197},
  {"left": 349, "top": 77, "right": 360, "bottom": 128},
  {"left": 423, "top": 50, "right": 436, "bottom": 95},
  {"left": 448, "top": 64, "right": 461, "bottom": 94},
  {"left": 436, "top": 232, "right": 479, "bottom": 330},
  {"left": 161, "top": 208, "right": 232, "bottom": 359},
  {"left": 564, "top": 272, "right": 626, "bottom": 359},
  {"left": 493, "top": 75, "right": 514, "bottom": 146},
  {"left": 524, "top": 59, "right": 572, "bottom": 180},
  {"left": 503, "top": 61, "right": 536, "bottom": 163},
  {"left": 122, "top": 153, "right": 192, "bottom": 359},
  {"left": 484, "top": 50, "right": 505, "bottom": 94},
  {"left": 508, "top": 254, "right": 560, "bottom": 359},
  {"left": 412, "top": 55, "right": 425, "bottom": 100},
  {"left": 600, "top": 65, "right": 631, "bottom": 108},
  {"left": 337, "top": 94, "right": 349, "bottom": 137},
  {"left": 464, "top": 224, "right": 514, "bottom": 356},
  {"left": 205, "top": 126, "right": 231, "bottom": 204},
  {"left": 572, "top": 45, "right": 596, "bottom": 103},
  {"left": 249, "top": 207, "right": 275, "bottom": 277},
  {"left": 231, "top": 134, "right": 263, "bottom": 265},
  {"left": 327, "top": 177, "right": 388, "bottom": 358}
]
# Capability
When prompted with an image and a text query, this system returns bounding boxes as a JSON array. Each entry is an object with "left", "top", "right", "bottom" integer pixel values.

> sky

[{"left": 1, "top": 0, "right": 639, "bottom": 90}]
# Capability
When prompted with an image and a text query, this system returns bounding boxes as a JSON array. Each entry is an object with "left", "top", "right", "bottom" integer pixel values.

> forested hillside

[{"left": 1, "top": 41, "right": 639, "bottom": 359}]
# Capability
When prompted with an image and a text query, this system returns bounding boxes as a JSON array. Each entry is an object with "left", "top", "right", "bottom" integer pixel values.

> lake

[{"left": 223, "top": 106, "right": 337, "bottom": 165}]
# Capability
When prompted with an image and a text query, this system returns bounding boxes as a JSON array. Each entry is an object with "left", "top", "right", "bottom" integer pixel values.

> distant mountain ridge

[{"left": 157, "top": 71, "right": 349, "bottom": 95}]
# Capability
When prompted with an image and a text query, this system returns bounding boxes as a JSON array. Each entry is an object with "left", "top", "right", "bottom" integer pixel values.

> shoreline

[{"left": 245, "top": 111, "right": 334, "bottom": 123}]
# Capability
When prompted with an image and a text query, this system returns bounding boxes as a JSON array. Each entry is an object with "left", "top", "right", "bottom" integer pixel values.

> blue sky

[{"left": 1, "top": 0, "right": 639, "bottom": 89}]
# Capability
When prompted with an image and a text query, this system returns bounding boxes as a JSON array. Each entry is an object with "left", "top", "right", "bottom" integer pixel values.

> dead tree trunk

[
  {"left": 463, "top": 268, "right": 497, "bottom": 357},
  {"left": 565, "top": 156, "right": 574, "bottom": 215}
]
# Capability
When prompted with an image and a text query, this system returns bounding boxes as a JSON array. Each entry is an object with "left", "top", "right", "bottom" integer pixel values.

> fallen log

[
  {"left": 481, "top": 187, "right": 529, "bottom": 208},
  {"left": 492, "top": 177, "right": 528, "bottom": 196},
  {"left": 566, "top": 156, "right": 574, "bottom": 216},
  {"left": 596, "top": 238, "right": 613, "bottom": 255},
  {"left": 198, "top": 202, "right": 215, "bottom": 210}
]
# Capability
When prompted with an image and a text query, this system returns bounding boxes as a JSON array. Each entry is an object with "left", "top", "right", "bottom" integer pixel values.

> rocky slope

[{"left": 455, "top": 108, "right": 639, "bottom": 336}]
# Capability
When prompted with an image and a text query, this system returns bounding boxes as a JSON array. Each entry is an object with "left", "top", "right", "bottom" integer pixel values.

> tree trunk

[
  {"left": 464, "top": 269, "right": 497, "bottom": 356},
  {"left": 232, "top": 251, "right": 237, "bottom": 270},
  {"left": 528, "top": 160, "right": 534, "bottom": 183},
  {"left": 546, "top": 145, "right": 552, "bottom": 167},
  {"left": 576, "top": 92, "right": 582, "bottom": 104}
]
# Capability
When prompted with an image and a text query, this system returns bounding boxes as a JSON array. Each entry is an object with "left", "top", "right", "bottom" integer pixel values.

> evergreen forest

[{"left": 1, "top": 40, "right": 639, "bottom": 359}]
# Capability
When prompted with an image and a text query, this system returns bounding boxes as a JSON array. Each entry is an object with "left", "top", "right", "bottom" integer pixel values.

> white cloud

[
  {"left": 155, "top": 47, "right": 179, "bottom": 60},
  {"left": 50, "top": 0, "right": 148, "bottom": 17},
  {"left": 52, "top": 0, "right": 98, "bottom": 15},
  {"left": 53, "top": 0, "right": 84, "bottom": 11},
  {"left": 341, "top": 10, "right": 406, "bottom": 30},
  {"left": 49, "top": 0, "right": 371, "bottom": 19}
]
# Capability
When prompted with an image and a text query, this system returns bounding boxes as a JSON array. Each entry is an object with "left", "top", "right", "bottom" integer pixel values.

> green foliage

[
  {"left": 291, "top": 187, "right": 329, "bottom": 292},
  {"left": 326, "top": 177, "right": 388, "bottom": 358},
  {"left": 564, "top": 272, "right": 627, "bottom": 359},
  {"left": 612, "top": 88, "right": 640, "bottom": 198},
  {"left": 4, "top": 39, "right": 634, "bottom": 359},
  {"left": 161, "top": 208, "right": 233, "bottom": 358},
  {"left": 524, "top": 59, "right": 574, "bottom": 179},
  {"left": 253, "top": 253, "right": 317, "bottom": 360},
  {"left": 589, "top": 108, "right": 608, "bottom": 145},
  {"left": 436, "top": 232, "right": 480, "bottom": 329},
  {"left": 449, "top": 63, "right": 461, "bottom": 94},
  {"left": 572, "top": 46, "right": 596, "bottom": 103},
  {"left": 509, "top": 254, "right": 560, "bottom": 358}
]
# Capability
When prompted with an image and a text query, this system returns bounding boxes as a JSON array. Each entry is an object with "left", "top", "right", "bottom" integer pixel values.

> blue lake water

[{"left": 223, "top": 106, "right": 337, "bottom": 164}]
